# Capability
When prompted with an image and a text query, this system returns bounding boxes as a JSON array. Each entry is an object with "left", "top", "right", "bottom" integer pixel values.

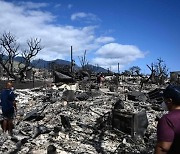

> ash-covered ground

[{"left": 0, "top": 81, "right": 166, "bottom": 154}]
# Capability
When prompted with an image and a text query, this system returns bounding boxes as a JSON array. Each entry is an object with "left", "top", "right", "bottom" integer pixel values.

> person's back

[
  {"left": 0, "top": 82, "right": 16, "bottom": 135},
  {"left": 155, "top": 85, "right": 180, "bottom": 154},
  {"left": 97, "top": 74, "right": 101, "bottom": 84},
  {"left": 157, "top": 110, "right": 180, "bottom": 153},
  {"left": 1, "top": 89, "right": 15, "bottom": 113}
]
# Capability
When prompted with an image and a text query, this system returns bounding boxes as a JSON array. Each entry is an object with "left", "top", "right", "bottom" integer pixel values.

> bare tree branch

[
  {"left": 78, "top": 50, "right": 88, "bottom": 70},
  {"left": 0, "top": 32, "right": 19, "bottom": 79},
  {"left": 0, "top": 32, "right": 42, "bottom": 81},
  {"left": 18, "top": 38, "right": 42, "bottom": 81}
]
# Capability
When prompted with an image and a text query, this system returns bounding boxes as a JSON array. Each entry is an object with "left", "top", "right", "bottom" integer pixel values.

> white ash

[{"left": 0, "top": 83, "right": 166, "bottom": 154}]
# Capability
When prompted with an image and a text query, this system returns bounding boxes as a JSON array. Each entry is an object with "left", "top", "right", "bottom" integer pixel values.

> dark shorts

[{"left": 2, "top": 108, "right": 14, "bottom": 120}]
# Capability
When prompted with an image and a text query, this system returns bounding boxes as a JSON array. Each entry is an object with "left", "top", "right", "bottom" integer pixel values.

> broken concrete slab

[
  {"left": 148, "top": 88, "right": 164, "bottom": 104},
  {"left": 113, "top": 98, "right": 124, "bottom": 110},
  {"left": 127, "top": 91, "right": 147, "bottom": 102},
  {"left": 75, "top": 92, "right": 89, "bottom": 101},
  {"left": 23, "top": 109, "right": 39, "bottom": 121},
  {"left": 53, "top": 71, "right": 75, "bottom": 83},
  {"left": 62, "top": 90, "right": 75, "bottom": 102}
]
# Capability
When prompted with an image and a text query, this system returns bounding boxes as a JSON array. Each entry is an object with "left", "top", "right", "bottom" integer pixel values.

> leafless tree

[
  {"left": 139, "top": 63, "right": 155, "bottom": 91},
  {"left": 18, "top": 38, "right": 42, "bottom": 81},
  {"left": 0, "top": 32, "right": 19, "bottom": 79},
  {"left": 139, "top": 58, "right": 169, "bottom": 90},
  {"left": 78, "top": 50, "right": 88, "bottom": 70},
  {"left": 154, "top": 58, "right": 168, "bottom": 85},
  {"left": 129, "top": 66, "right": 141, "bottom": 75},
  {"left": 0, "top": 32, "right": 42, "bottom": 81},
  {"left": 122, "top": 70, "right": 131, "bottom": 76}
]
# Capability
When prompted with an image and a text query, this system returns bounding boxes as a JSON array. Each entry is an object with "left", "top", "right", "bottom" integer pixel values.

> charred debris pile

[{"left": 0, "top": 72, "right": 168, "bottom": 154}]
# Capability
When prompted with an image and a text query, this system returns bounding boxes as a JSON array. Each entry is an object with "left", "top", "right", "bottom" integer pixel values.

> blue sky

[{"left": 0, "top": 0, "right": 180, "bottom": 73}]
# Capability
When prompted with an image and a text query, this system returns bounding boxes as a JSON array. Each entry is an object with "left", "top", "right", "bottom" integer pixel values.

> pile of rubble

[{"left": 0, "top": 82, "right": 167, "bottom": 154}]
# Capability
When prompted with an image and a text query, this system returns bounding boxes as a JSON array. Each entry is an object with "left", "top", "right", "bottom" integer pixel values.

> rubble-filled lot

[{"left": 0, "top": 82, "right": 166, "bottom": 154}]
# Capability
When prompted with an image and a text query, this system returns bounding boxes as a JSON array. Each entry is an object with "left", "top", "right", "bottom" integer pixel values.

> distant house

[{"left": 170, "top": 71, "right": 180, "bottom": 83}]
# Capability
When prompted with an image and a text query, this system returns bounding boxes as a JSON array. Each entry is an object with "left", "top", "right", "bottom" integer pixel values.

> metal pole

[
  {"left": 118, "top": 63, "right": 120, "bottom": 74},
  {"left": 70, "top": 46, "right": 73, "bottom": 73}
]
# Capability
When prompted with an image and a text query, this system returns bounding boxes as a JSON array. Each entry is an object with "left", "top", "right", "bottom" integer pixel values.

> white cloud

[
  {"left": 95, "top": 36, "right": 115, "bottom": 43},
  {"left": 71, "top": 12, "right": 100, "bottom": 23},
  {"left": 17, "top": 1, "right": 48, "bottom": 9},
  {"left": 71, "top": 12, "right": 87, "bottom": 20},
  {"left": 91, "top": 43, "right": 145, "bottom": 70},
  {"left": 68, "top": 4, "right": 73, "bottom": 9},
  {"left": 55, "top": 4, "right": 61, "bottom": 8},
  {"left": 0, "top": 1, "right": 146, "bottom": 70},
  {"left": 0, "top": 1, "right": 101, "bottom": 60}
]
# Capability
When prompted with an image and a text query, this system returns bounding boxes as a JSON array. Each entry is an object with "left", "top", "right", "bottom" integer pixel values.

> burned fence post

[{"left": 32, "top": 70, "right": 36, "bottom": 88}]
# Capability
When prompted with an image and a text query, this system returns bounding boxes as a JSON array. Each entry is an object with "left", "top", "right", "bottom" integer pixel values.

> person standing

[
  {"left": 0, "top": 82, "right": 17, "bottom": 135},
  {"left": 155, "top": 85, "right": 180, "bottom": 154},
  {"left": 97, "top": 73, "right": 101, "bottom": 85}
]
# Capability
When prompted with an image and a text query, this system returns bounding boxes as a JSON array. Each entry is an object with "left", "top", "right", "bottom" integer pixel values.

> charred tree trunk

[
  {"left": 0, "top": 32, "right": 42, "bottom": 82},
  {"left": 139, "top": 63, "right": 155, "bottom": 91}
]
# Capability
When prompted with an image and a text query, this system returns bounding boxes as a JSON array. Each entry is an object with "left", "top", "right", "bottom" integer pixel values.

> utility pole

[
  {"left": 118, "top": 63, "right": 120, "bottom": 74},
  {"left": 107, "top": 68, "right": 110, "bottom": 74},
  {"left": 70, "top": 46, "right": 73, "bottom": 73}
]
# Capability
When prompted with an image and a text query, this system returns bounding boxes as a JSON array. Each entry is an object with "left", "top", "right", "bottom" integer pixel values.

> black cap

[{"left": 163, "top": 84, "right": 180, "bottom": 105}]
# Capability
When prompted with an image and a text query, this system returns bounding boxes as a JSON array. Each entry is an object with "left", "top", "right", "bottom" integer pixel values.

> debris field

[{"left": 0, "top": 80, "right": 167, "bottom": 154}]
